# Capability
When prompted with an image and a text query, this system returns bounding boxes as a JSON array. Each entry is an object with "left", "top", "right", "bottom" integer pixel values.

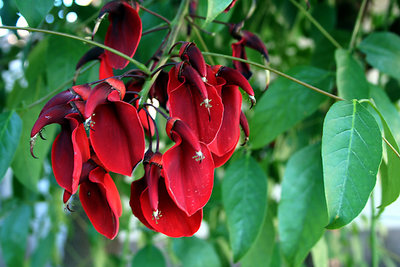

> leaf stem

[
  {"left": 349, "top": 0, "right": 368, "bottom": 51},
  {"left": 202, "top": 51, "right": 344, "bottom": 101},
  {"left": 370, "top": 192, "right": 379, "bottom": 267},
  {"left": 289, "top": 0, "right": 342, "bottom": 49},
  {"left": 0, "top": 25, "right": 151, "bottom": 75}
]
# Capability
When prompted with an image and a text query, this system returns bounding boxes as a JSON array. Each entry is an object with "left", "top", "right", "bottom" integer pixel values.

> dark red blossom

[
  {"left": 99, "top": 1, "right": 142, "bottom": 69},
  {"left": 163, "top": 118, "right": 214, "bottom": 216},
  {"left": 80, "top": 166, "right": 122, "bottom": 239},
  {"left": 76, "top": 47, "right": 114, "bottom": 79}
]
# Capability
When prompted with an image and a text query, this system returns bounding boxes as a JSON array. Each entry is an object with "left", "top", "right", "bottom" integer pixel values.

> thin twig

[
  {"left": 142, "top": 25, "right": 169, "bottom": 36},
  {"left": 140, "top": 5, "right": 171, "bottom": 24},
  {"left": 349, "top": 0, "right": 368, "bottom": 51},
  {"left": 289, "top": 0, "right": 342, "bottom": 49},
  {"left": 203, "top": 51, "right": 344, "bottom": 101}
]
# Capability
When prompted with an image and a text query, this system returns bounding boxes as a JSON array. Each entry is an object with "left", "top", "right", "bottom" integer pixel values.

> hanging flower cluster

[{"left": 30, "top": 0, "right": 260, "bottom": 239}]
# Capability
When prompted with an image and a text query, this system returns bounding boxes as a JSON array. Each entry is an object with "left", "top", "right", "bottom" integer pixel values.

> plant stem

[
  {"left": 189, "top": 18, "right": 216, "bottom": 65},
  {"left": 349, "top": 0, "right": 368, "bottom": 51},
  {"left": 370, "top": 192, "right": 379, "bottom": 267},
  {"left": 140, "top": 5, "right": 171, "bottom": 24},
  {"left": 138, "top": 0, "right": 189, "bottom": 104},
  {"left": 202, "top": 51, "right": 344, "bottom": 101},
  {"left": 0, "top": 25, "right": 151, "bottom": 75},
  {"left": 289, "top": 0, "right": 342, "bottom": 49}
]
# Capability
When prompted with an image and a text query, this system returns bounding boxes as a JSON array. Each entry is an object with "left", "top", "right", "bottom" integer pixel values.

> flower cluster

[{"left": 31, "top": 0, "right": 259, "bottom": 239}]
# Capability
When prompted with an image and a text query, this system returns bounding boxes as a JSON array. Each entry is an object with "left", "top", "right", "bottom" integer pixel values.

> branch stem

[
  {"left": 289, "top": 0, "right": 342, "bottom": 49},
  {"left": 202, "top": 52, "right": 344, "bottom": 101},
  {"left": 0, "top": 25, "right": 150, "bottom": 75},
  {"left": 349, "top": 0, "right": 368, "bottom": 51}
]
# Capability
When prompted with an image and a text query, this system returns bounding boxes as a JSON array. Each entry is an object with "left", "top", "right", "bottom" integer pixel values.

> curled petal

[
  {"left": 163, "top": 133, "right": 214, "bottom": 216},
  {"left": 80, "top": 167, "right": 122, "bottom": 239},
  {"left": 90, "top": 101, "right": 145, "bottom": 176},
  {"left": 179, "top": 63, "right": 209, "bottom": 100},
  {"left": 179, "top": 42, "right": 207, "bottom": 78},
  {"left": 31, "top": 104, "right": 74, "bottom": 138},
  {"left": 140, "top": 178, "right": 203, "bottom": 237},
  {"left": 211, "top": 143, "right": 236, "bottom": 168},
  {"left": 72, "top": 84, "right": 91, "bottom": 101},
  {"left": 102, "top": 1, "right": 142, "bottom": 69},
  {"left": 106, "top": 78, "right": 126, "bottom": 99},
  {"left": 130, "top": 176, "right": 155, "bottom": 230},
  {"left": 231, "top": 40, "right": 252, "bottom": 79},
  {"left": 99, "top": 53, "right": 114, "bottom": 79},
  {"left": 240, "top": 111, "right": 250, "bottom": 145},
  {"left": 209, "top": 85, "right": 242, "bottom": 156},
  {"left": 84, "top": 83, "right": 112, "bottom": 118},
  {"left": 242, "top": 30, "right": 269, "bottom": 61},
  {"left": 76, "top": 47, "right": 104, "bottom": 70},
  {"left": 39, "top": 90, "right": 76, "bottom": 117}
]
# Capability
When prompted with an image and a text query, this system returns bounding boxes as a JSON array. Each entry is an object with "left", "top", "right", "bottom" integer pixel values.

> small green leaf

[
  {"left": 206, "top": 0, "right": 233, "bottom": 23},
  {"left": 279, "top": 143, "right": 328, "bottom": 267},
  {"left": 46, "top": 35, "right": 88, "bottom": 91},
  {"left": 322, "top": 100, "right": 382, "bottom": 228},
  {"left": 358, "top": 32, "right": 400, "bottom": 81},
  {"left": 173, "top": 237, "right": 221, "bottom": 267},
  {"left": 241, "top": 210, "right": 275, "bottom": 267},
  {"left": 0, "top": 111, "right": 22, "bottom": 180},
  {"left": 250, "top": 66, "right": 333, "bottom": 149},
  {"left": 31, "top": 233, "right": 55, "bottom": 267},
  {"left": 335, "top": 49, "right": 369, "bottom": 100},
  {"left": 222, "top": 153, "right": 268, "bottom": 262},
  {"left": 132, "top": 245, "right": 166, "bottom": 267},
  {"left": 0, "top": 204, "right": 32, "bottom": 267},
  {"left": 13, "top": 0, "right": 54, "bottom": 27}
]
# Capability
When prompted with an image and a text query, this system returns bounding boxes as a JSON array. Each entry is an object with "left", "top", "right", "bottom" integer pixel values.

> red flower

[
  {"left": 167, "top": 63, "right": 223, "bottom": 144},
  {"left": 76, "top": 47, "right": 114, "bottom": 79},
  {"left": 99, "top": 1, "right": 142, "bottom": 69},
  {"left": 163, "top": 118, "right": 214, "bottom": 216},
  {"left": 79, "top": 165, "right": 122, "bottom": 239},
  {"left": 130, "top": 152, "right": 202, "bottom": 237},
  {"left": 82, "top": 78, "right": 145, "bottom": 176}
]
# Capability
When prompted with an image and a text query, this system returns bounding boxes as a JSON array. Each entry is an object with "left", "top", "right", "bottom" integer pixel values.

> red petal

[
  {"left": 232, "top": 40, "right": 252, "bottom": 79},
  {"left": 90, "top": 101, "right": 145, "bottom": 176},
  {"left": 163, "top": 137, "right": 214, "bottom": 216},
  {"left": 140, "top": 178, "right": 203, "bottom": 237},
  {"left": 31, "top": 104, "right": 74, "bottom": 138},
  {"left": 72, "top": 84, "right": 91, "bottom": 101},
  {"left": 80, "top": 167, "right": 121, "bottom": 239},
  {"left": 211, "top": 143, "right": 236, "bottom": 167},
  {"left": 39, "top": 90, "right": 76, "bottom": 117},
  {"left": 138, "top": 108, "right": 155, "bottom": 137},
  {"left": 242, "top": 30, "right": 269, "bottom": 61},
  {"left": 76, "top": 47, "right": 104, "bottom": 70},
  {"left": 84, "top": 82, "right": 112, "bottom": 118},
  {"left": 99, "top": 53, "right": 114, "bottom": 79},
  {"left": 130, "top": 175, "right": 155, "bottom": 231},
  {"left": 180, "top": 42, "right": 207, "bottom": 78},
  {"left": 103, "top": 1, "right": 142, "bottom": 69},
  {"left": 208, "top": 85, "right": 242, "bottom": 156},
  {"left": 168, "top": 71, "right": 223, "bottom": 144}
]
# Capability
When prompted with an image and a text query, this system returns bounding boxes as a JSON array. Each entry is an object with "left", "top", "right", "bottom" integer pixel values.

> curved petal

[
  {"left": 39, "top": 90, "right": 76, "bottom": 116},
  {"left": 90, "top": 101, "right": 145, "bottom": 176},
  {"left": 232, "top": 40, "right": 252, "bottom": 79},
  {"left": 163, "top": 137, "right": 214, "bottom": 216},
  {"left": 84, "top": 83, "right": 112, "bottom": 118},
  {"left": 80, "top": 168, "right": 121, "bottom": 239},
  {"left": 99, "top": 53, "right": 114, "bottom": 79},
  {"left": 211, "top": 142, "right": 237, "bottom": 168},
  {"left": 168, "top": 73, "right": 223, "bottom": 144},
  {"left": 140, "top": 178, "right": 203, "bottom": 237},
  {"left": 31, "top": 104, "right": 74, "bottom": 138},
  {"left": 104, "top": 1, "right": 142, "bottom": 69},
  {"left": 129, "top": 175, "right": 155, "bottom": 230},
  {"left": 208, "top": 85, "right": 242, "bottom": 156}
]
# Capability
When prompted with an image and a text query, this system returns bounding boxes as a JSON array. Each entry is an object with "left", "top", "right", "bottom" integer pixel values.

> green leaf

[
  {"left": 206, "top": 0, "right": 233, "bottom": 23},
  {"left": 222, "top": 153, "right": 268, "bottom": 262},
  {"left": 335, "top": 49, "right": 369, "bottom": 100},
  {"left": 370, "top": 84, "right": 400, "bottom": 144},
  {"left": 365, "top": 93, "right": 400, "bottom": 208},
  {"left": 13, "top": 0, "right": 53, "bottom": 27},
  {"left": 173, "top": 237, "right": 221, "bottom": 267},
  {"left": 0, "top": 111, "right": 22, "bottom": 180},
  {"left": 46, "top": 35, "right": 87, "bottom": 91},
  {"left": 241, "top": 210, "right": 275, "bottom": 267},
  {"left": 250, "top": 66, "right": 333, "bottom": 149},
  {"left": 322, "top": 100, "right": 382, "bottom": 228},
  {"left": 206, "top": 0, "right": 232, "bottom": 23},
  {"left": 279, "top": 143, "right": 328, "bottom": 266},
  {"left": 311, "top": 237, "right": 329, "bottom": 267},
  {"left": 0, "top": 204, "right": 32, "bottom": 267},
  {"left": 358, "top": 32, "right": 400, "bottom": 81},
  {"left": 12, "top": 103, "right": 56, "bottom": 190},
  {"left": 132, "top": 245, "right": 166, "bottom": 267}
]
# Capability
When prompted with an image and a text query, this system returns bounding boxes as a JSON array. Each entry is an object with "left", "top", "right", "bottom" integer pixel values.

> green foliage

[
  {"left": 358, "top": 32, "right": 400, "bottom": 81},
  {"left": 0, "top": 204, "right": 32, "bottom": 267},
  {"left": 0, "top": 110, "right": 22, "bottom": 180},
  {"left": 322, "top": 100, "right": 382, "bottom": 228},
  {"left": 279, "top": 143, "right": 328, "bottom": 266},
  {"left": 132, "top": 245, "right": 166, "bottom": 267},
  {"left": 13, "top": 0, "right": 54, "bottom": 27},
  {"left": 173, "top": 237, "right": 221, "bottom": 267},
  {"left": 206, "top": 0, "right": 233, "bottom": 23},
  {"left": 335, "top": 49, "right": 369, "bottom": 100},
  {"left": 222, "top": 153, "right": 268, "bottom": 262},
  {"left": 250, "top": 66, "right": 334, "bottom": 149}
]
